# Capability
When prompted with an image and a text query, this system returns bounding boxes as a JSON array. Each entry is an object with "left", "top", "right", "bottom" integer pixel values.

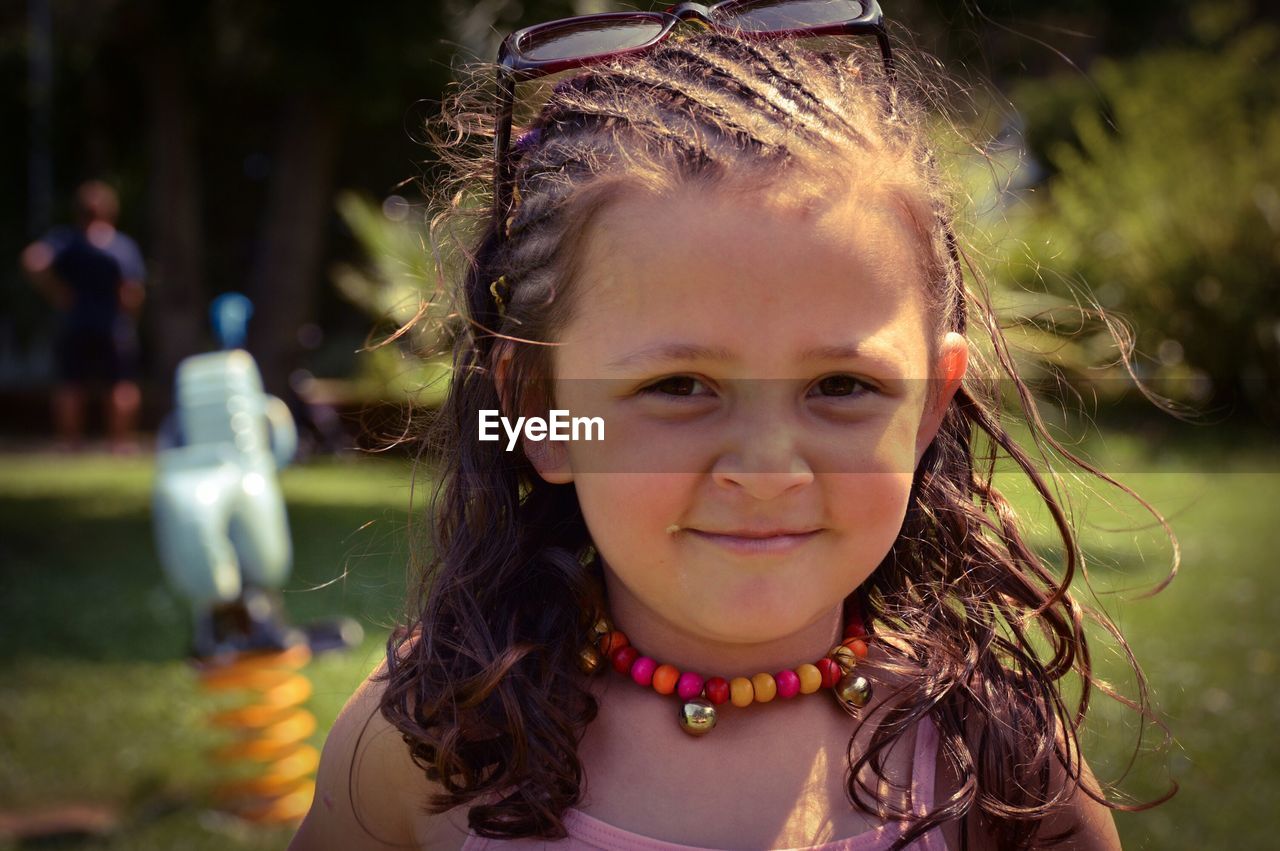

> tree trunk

[
  {"left": 145, "top": 44, "right": 206, "bottom": 411},
  {"left": 246, "top": 96, "right": 342, "bottom": 398}
]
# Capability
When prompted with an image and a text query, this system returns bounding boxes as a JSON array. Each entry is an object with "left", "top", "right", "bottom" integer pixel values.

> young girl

[{"left": 292, "top": 9, "right": 1169, "bottom": 850}]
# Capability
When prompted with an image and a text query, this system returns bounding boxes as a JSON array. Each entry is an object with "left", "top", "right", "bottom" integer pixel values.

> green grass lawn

[
  {"left": 0, "top": 454, "right": 417, "bottom": 850},
  {"left": 0, "top": 429, "right": 1276, "bottom": 849}
]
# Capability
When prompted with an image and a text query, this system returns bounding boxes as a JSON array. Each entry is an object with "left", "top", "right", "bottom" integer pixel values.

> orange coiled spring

[{"left": 197, "top": 644, "right": 320, "bottom": 824}]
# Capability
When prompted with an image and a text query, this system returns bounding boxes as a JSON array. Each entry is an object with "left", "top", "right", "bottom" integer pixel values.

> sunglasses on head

[{"left": 491, "top": 1, "right": 895, "bottom": 234}]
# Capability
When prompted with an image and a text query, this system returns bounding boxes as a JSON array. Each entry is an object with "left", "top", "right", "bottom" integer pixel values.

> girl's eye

[
  {"left": 638, "top": 375, "right": 876, "bottom": 400},
  {"left": 811, "top": 374, "right": 876, "bottom": 399},
  {"left": 639, "top": 375, "right": 709, "bottom": 398}
]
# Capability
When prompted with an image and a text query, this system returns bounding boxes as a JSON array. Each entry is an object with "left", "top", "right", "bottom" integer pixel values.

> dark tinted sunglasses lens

[
  {"left": 712, "top": 0, "right": 865, "bottom": 32},
  {"left": 520, "top": 18, "right": 666, "bottom": 61}
]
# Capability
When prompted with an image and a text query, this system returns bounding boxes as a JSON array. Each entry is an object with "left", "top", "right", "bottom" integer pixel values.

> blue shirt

[{"left": 43, "top": 226, "right": 146, "bottom": 333}]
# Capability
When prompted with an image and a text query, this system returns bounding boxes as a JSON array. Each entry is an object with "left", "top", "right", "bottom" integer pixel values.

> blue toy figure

[{"left": 153, "top": 293, "right": 360, "bottom": 658}]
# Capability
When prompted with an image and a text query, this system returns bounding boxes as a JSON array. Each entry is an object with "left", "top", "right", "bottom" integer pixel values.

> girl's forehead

[
  {"left": 557, "top": 182, "right": 933, "bottom": 377},
  {"left": 583, "top": 179, "right": 923, "bottom": 276}
]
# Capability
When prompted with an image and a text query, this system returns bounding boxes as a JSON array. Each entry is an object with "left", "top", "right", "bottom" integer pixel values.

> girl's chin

[
  {"left": 602, "top": 558, "right": 851, "bottom": 642},
  {"left": 666, "top": 600, "right": 832, "bottom": 647}
]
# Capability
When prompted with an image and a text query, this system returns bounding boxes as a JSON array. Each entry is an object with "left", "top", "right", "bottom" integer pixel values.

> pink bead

[
  {"left": 775, "top": 669, "right": 801, "bottom": 699},
  {"left": 676, "top": 671, "right": 705, "bottom": 701},
  {"left": 630, "top": 656, "right": 657, "bottom": 687}
]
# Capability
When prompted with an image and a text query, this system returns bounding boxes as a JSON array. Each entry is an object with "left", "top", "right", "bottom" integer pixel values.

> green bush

[
  {"left": 999, "top": 27, "right": 1280, "bottom": 420},
  {"left": 329, "top": 191, "right": 457, "bottom": 407}
]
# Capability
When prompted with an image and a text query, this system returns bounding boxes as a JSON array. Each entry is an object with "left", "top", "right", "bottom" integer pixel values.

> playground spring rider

[{"left": 152, "top": 293, "right": 360, "bottom": 823}]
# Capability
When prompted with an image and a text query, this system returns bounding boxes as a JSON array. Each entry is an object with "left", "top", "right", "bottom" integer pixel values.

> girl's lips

[{"left": 686, "top": 528, "right": 821, "bottom": 555}]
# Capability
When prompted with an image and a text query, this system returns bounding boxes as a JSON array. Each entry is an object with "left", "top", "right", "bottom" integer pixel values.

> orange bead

[
  {"left": 843, "top": 638, "right": 869, "bottom": 659},
  {"left": 652, "top": 664, "right": 680, "bottom": 695},
  {"left": 751, "top": 672, "right": 777, "bottom": 703},
  {"left": 729, "top": 677, "right": 754, "bottom": 708},
  {"left": 796, "top": 663, "right": 823, "bottom": 695},
  {"left": 599, "top": 631, "right": 628, "bottom": 656}
]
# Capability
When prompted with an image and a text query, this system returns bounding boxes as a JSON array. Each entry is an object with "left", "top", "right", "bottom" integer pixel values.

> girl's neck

[{"left": 601, "top": 576, "right": 847, "bottom": 679}]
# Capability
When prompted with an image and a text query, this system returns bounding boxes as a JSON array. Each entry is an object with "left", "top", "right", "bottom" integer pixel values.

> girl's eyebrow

[
  {"left": 607, "top": 343, "right": 732, "bottom": 370},
  {"left": 606, "top": 341, "right": 900, "bottom": 370}
]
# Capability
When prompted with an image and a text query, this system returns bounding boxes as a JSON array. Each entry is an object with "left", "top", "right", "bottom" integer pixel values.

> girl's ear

[
  {"left": 914, "top": 332, "right": 968, "bottom": 466},
  {"left": 492, "top": 342, "right": 517, "bottom": 418},
  {"left": 493, "top": 343, "right": 575, "bottom": 485},
  {"left": 524, "top": 438, "right": 574, "bottom": 485}
]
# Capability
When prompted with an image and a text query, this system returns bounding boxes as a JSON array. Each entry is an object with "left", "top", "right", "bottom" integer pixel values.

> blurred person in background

[{"left": 20, "top": 180, "right": 146, "bottom": 453}]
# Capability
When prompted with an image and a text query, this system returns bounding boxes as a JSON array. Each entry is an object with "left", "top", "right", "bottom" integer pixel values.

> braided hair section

[{"left": 483, "top": 32, "right": 956, "bottom": 354}]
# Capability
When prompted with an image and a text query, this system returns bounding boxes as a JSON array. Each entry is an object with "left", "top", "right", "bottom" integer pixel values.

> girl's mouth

[{"left": 685, "top": 528, "right": 821, "bottom": 555}]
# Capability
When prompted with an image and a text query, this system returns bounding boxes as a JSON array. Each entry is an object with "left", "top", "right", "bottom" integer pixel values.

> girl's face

[{"left": 510, "top": 180, "right": 966, "bottom": 662}]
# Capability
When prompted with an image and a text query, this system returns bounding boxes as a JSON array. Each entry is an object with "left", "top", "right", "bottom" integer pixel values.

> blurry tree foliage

[
  {"left": 995, "top": 26, "right": 1280, "bottom": 419},
  {"left": 6, "top": 0, "right": 1280, "bottom": 424},
  {"left": 330, "top": 192, "right": 455, "bottom": 408}
]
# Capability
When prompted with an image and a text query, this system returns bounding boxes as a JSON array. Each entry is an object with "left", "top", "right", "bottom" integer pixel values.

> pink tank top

[{"left": 461, "top": 717, "right": 946, "bottom": 850}]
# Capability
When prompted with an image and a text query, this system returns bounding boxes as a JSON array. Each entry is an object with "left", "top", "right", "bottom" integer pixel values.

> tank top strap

[
  {"left": 906, "top": 714, "right": 947, "bottom": 850},
  {"left": 911, "top": 713, "right": 940, "bottom": 815}
]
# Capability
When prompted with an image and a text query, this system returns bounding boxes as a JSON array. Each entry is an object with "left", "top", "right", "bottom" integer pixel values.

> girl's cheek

[
  {"left": 568, "top": 415, "right": 716, "bottom": 475},
  {"left": 575, "top": 474, "right": 690, "bottom": 563},
  {"left": 829, "top": 470, "right": 911, "bottom": 507}
]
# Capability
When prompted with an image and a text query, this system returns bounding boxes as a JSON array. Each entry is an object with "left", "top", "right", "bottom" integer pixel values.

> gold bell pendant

[
  {"left": 831, "top": 644, "right": 859, "bottom": 672},
  {"left": 578, "top": 645, "right": 603, "bottom": 675},
  {"left": 579, "top": 615, "right": 612, "bottom": 675},
  {"left": 678, "top": 698, "right": 718, "bottom": 736},
  {"left": 834, "top": 673, "right": 873, "bottom": 715}
]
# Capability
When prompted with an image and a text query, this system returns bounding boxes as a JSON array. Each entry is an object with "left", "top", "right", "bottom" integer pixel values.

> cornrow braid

[
  {"left": 605, "top": 59, "right": 821, "bottom": 156},
  {"left": 539, "top": 59, "right": 777, "bottom": 164},
  {"left": 484, "top": 35, "right": 936, "bottom": 354},
  {"left": 660, "top": 36, "right": 876, "bottom": 149}
]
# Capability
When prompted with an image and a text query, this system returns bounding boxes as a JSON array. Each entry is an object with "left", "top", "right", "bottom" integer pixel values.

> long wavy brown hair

[{"left": 374, "top": 29, "right": 1176, "bottom": 850}]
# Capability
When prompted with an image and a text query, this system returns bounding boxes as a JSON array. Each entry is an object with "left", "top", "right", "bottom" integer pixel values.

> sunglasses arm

[{"left": 873, "top": 28, "right": 895, "bottom": 81}]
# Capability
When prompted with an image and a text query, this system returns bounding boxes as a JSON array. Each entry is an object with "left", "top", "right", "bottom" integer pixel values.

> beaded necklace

[{"left": 578, "top": 609, "right": 875, "bottom": 736}]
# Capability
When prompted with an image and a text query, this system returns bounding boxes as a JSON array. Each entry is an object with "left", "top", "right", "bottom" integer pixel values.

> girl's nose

[{"left": 710, "top": 414, "right": 814, "bottom": 500}]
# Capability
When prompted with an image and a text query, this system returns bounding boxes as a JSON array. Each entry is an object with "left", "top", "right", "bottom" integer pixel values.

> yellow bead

[
  {"left": 729, "top": 677, "right": 754, "bottom": 708},
  {"left": 796, "top": 663, "right": 822, "bottom": 695},
  {"left": 751, "top": 672, "right": 777, "bottom": 703}
]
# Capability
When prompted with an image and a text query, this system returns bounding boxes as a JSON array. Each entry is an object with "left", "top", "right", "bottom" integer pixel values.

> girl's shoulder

[{"left": 289, "top": 655, "right": 471, "bottom": 851}]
